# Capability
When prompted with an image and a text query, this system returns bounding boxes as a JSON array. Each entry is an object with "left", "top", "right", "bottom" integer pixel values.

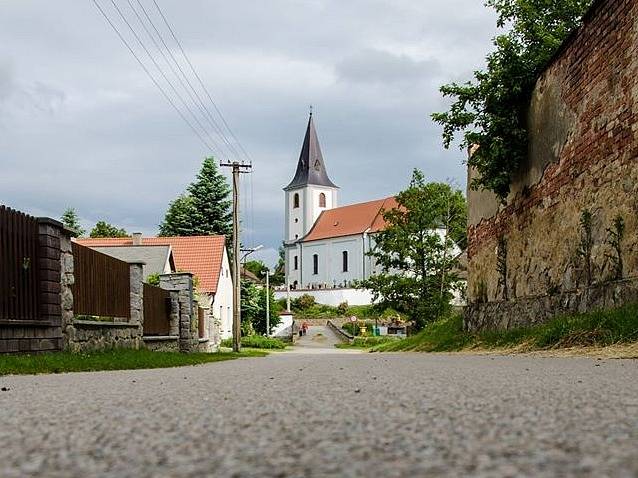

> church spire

[{"left": 284, "top": 112, "right": 338, "bottom": 191}]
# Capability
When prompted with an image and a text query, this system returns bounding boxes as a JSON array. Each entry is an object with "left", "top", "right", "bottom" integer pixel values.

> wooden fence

[
  {"left": 143, "top": 283, "right": 172, "bottom": 335},
  {"left": 198, "top": 307, "right": 205, "bottom": 339},
  {"left": 72, "top": 242, "right": 130, "bottom": 319},
  {"left": 0, "top": 206, "right": 40, "bottom": 322}
]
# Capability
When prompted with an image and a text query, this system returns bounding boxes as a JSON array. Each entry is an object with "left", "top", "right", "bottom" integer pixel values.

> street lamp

[{"left": 264, "top": 269, "right": 274, "bottom": 337}]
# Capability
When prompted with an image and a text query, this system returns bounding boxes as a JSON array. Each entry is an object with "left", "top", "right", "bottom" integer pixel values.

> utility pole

[
  {"left": 265, "top": 269, "right": 270, "bottom": 337},
  {"left": 220, "top": 161, "right": 252, "bottom": 352}
]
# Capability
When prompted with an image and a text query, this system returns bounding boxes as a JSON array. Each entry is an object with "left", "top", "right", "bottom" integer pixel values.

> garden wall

[{"left": 465, "top": 0, "right": 638, "bottom": 330}]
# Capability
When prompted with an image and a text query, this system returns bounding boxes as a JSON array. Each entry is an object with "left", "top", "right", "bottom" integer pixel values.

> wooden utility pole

[{"left": 220, "top": 161, "right": 252, "bottom": 352}]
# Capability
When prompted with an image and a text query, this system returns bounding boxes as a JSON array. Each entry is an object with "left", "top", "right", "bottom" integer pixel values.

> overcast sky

[{"left": 0, "top": 0, "right": 498, "bottom": 266}]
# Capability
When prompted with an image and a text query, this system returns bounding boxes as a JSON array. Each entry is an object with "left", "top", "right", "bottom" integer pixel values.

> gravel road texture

[{"left": 0, "top": 336, "right": 636, "bottom": 477}]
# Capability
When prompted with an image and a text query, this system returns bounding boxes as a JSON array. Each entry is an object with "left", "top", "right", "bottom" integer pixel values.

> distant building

[{"left": 76, "top": 234, "right": 234, "bottom": 340}]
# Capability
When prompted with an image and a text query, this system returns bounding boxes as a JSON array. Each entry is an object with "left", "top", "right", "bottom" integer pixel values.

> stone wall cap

[
  {"left": 160, "top": 272, "right": 193, "bottom": 278},
  {"left": 37, "top": 216, "right": 76, "bottom": 236},
  {"left": 127, "top": 261, "right": 147, "bottom": 265}
]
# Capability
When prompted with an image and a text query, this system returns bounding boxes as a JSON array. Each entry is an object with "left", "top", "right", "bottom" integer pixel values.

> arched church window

[
  {"left": 293, "top": 193, "right": 300, "bottom": 208},
  {"left": 313, "top": 254, "right": 319, "bottom": 275},
  {"left": 342, "top": 251, "right": 348, "bottom": 272},
  {"left": 319, "top": 193, "right": 326, "bottom": 208}
]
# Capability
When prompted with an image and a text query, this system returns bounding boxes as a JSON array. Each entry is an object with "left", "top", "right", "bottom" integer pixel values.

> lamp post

[{"left": 265, "top": 268, "right": 271, "bottom": 337}]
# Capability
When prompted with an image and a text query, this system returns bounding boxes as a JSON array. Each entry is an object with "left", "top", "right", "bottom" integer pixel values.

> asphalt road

[{"left": 0, "top": 350, "right": 637, "bottom": 477}]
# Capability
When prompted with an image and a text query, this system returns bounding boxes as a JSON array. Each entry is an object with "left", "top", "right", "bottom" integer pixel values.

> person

[{"left": 302, "top": 322, "right": 309, "bottom": 336}]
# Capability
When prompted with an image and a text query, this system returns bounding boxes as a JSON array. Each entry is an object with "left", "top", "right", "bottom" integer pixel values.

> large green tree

[
  {"left": 160, "top": 157, "right": 232, "bottom": 237},
  {"left": 240, "top": 280, "right": 282, "bottom": 336},
  {"left": 90, "top": 221, "right": 128, "bottom": 238},
  {"left": 432, "top": 0, "right": 592, "bottom": 199},
  {"left": 60, "top": 208, "right": 85, "bottom": 237},
  {"left": 363, "top": 170, "right": 467, "bottom": 330}
]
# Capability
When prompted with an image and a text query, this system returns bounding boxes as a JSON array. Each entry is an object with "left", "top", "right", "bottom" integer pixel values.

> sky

[{"left": 0, "top": 0, "right": 498, "bottom": 267}]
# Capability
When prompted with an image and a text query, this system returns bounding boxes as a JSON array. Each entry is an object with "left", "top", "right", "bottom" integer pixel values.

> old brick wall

[{"left": 466, "top": 0, "right": 638, "bottom": 328}]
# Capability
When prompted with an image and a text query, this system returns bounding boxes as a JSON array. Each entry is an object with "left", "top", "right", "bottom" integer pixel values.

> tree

[
  {"left": 160, "top": 157, "right": 232, "bottom": 237},
  {"left": 432, "top": 0, "right": 592, "bottom": 199},
  {"left": 270, "top": 244, "right": 286, "bottom": 287},
  {"left": 240, "top": 280, "right": 282, "bottom": 336},
  {"left": 362, "top": 170, "right": 467, "bottom": 330},
  {"left": 60, "top": 208, "right": 85, "bottom": 237},
  {"left": 244, "top": 260, "right": 268, "bottom": 279},
  {"left": 158, "top": 195, "right": 197, "bottom": 237},
  {"left": 90, "top": 221, "right": 128, "bottom": 238}
]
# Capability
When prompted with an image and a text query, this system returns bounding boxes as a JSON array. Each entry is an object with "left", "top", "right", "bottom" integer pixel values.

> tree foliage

[
  {"left": 432, "top": 0, "right": 592, "bottom": 199},
  {"left": 240, "top": 280, "right": 282, "bottom": 336},
  {"left": 363, "top": 170, "right": 467, "bottom": 330},
  {"left": 159, "top": 157, "right": 232, "bottom": 237},
  {"left": 90, "top": 221, "right": 128, "bottom": 238},
  {"left": 60, "top": 208, "right": 85, "bottom": 237}
]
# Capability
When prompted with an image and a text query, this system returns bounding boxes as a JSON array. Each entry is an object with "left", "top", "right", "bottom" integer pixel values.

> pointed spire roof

[{"left": 284, "top": 113, "right": 338, "bottom": 191}]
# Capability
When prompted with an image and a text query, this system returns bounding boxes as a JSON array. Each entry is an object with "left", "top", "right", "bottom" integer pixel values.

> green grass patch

[
  {"left": 220, "top": 335, "right": 287, "bottom": 349},
  {"left": 335, "top": 336, "right": 401, "bottom": 349},
  {"left": 372, "top": 303, "right": 638, "bottom": 353},
  {"left": 0, "top": 348, "right": 266, "bottom": 376}
]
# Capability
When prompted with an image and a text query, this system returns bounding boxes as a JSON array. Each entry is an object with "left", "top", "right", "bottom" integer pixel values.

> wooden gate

[
  {"left": 0, "top": 206, "right": 40, "bottom": 322},
  {"left": 72, "top": 243, "right": 131, "bottom": 319},
  {"left": 143, "top": 283, "right": 172, "bottom": 335}
]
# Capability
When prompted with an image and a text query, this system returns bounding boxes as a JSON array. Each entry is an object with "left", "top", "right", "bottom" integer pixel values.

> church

[{"left": 282, "top": 113, "right": 399, "bottom": 304}]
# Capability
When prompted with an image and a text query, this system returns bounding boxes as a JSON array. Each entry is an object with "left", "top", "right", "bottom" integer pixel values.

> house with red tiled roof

[
  {"left": 76, "top": 234, "right": 234, "bottom": 340},
  {"left": 279, "top": 113, "right": 461, "bottom": 307}
]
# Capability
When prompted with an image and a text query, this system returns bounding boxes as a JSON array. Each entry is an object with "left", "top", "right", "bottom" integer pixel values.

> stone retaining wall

[{"left": 466, "top": 0, "right": 638, "bottom": 329}]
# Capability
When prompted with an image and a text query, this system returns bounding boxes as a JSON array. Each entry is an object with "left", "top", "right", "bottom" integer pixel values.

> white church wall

[
  {"left": 285, "top": 189, "right": 305, "bottom": 242},
  {"left": 274, "top": 288, "right": 374, "bottom": 307},
  {"left": 299, "top": 234, "right": 365, "bottom": 289}
]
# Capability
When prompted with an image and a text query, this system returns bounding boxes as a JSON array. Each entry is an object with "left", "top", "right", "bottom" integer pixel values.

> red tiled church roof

[
  {"left": 76, "top": 236, "right": 226, "bottom": 294},
  {"left": 302, "top": 197, "right": 398, "bottom": 242}
]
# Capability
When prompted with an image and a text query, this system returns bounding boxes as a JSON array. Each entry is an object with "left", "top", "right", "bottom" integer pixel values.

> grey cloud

[{"left": 335, "top": 49, "right": 439, "bottom": 85}]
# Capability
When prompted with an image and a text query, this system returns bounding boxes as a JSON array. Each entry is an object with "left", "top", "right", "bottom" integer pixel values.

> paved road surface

[
  {"left": 289, "top": 325, "right": 355, "bottom": 354},
  {"left": 0, "top": 352, "right": 636, "bottom": 477}
]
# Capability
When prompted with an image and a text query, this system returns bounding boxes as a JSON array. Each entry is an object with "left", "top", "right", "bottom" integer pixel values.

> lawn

[
  {"left": 0, "top": 348, "right": 267, "bottom": 376},
  {"left": 371, "top": 303, "right": 638, "bottom": 354}
]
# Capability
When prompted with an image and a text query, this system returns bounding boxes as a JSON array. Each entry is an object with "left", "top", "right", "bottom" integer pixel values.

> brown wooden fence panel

[
  {"left": 0, "top": 205, "right": 40, "bottom": 322},
  {"left": 143, "top": 283, "right": 171, "bottom": 335},
  {"left": 72, "top": 243, "right": 130, "bottom": 319},
  {"left": 198, "top": 307, "right": 205, "bottom": 339}
]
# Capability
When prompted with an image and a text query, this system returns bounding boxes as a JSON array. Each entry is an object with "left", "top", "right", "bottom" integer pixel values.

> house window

[
  {"left": 313, "top": 254, "right": 319, "bottom": 275},
  {"left": 293, "top": 193, "right": 300, "bottom": 208},
  {"left": 319, "top": 192, "right": 326, "bottom": 208},
  {"left": 342, "top": 251, "right": 348, "bottom": 272},
  {"left": 294, "top": 255, "right": 298, "bottom": 270}
]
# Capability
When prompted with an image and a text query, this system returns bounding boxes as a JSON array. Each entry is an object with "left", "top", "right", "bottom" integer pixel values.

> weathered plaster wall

[{"left": 466, "top": 0, "right": 638, "bottom": 328}]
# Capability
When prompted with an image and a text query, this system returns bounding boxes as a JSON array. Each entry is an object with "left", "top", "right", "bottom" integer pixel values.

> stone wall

[{"left": 466, "top": 0, "right": 638, "bottom": 329}]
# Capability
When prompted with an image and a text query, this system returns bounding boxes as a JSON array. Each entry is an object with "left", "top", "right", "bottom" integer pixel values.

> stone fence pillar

[
  {"left": 159, "top": 273, "right": 196, "bottom": 353},
  {"left": 129, "top": 262, "right": 144, "bottom": 334}
]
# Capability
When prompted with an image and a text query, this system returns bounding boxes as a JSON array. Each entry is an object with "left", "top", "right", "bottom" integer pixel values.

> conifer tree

[
  {"left": 159, "top": 157, "right": 232, "bottom": 237},
  {"left": 60, "top": 208, "right": 85, "bottom": 237}
]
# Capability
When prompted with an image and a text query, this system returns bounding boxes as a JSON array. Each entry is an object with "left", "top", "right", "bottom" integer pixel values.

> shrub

[
  {"left": 220, "top": 336, "right": 286, "bottom": 350},
  {"left": 293, "top": 294, "right": 316, "bottom": 310},
  {"left": 337, "top": 301, "right": 349, "bottom": 315}
]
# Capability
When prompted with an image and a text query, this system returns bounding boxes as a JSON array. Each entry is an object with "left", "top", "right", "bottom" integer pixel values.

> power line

[
  {"left": 106, "top": 0, "right": 226, "bottom": 158},
  {"left": 131, "top": 0, "right": 243, "bottom": 162},
  {"left": 91, "top": 0, "right": 214, "bottom": 152},
  {"left": 151, "top": 0, "right": 253, "bottom": 164}
]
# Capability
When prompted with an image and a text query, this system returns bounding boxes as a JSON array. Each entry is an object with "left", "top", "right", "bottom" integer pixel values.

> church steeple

[{"left": 284, "top": 112, "right": 338, "bottom": 191}]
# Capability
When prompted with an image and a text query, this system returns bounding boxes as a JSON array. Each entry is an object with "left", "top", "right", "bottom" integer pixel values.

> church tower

[{"left": 283, "top": 112, "right": 338, "bottom": 287}]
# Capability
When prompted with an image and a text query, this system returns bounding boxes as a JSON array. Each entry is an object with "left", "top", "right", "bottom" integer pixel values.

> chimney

[{"left": 132, "top": 232, "right": 143, "bottom": 246}]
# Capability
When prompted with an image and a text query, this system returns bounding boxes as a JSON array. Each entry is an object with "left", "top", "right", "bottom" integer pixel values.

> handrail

[{"left": 327, "top": 320, "right": 353, "bottom": 343}]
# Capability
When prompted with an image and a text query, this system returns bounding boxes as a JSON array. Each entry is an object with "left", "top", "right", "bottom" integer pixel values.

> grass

[
  {"left": 0, "top": 348, "right": 267, "bottom": 376},
  {"left": 220, "top": 335, "right": 287, "bottom": 349},
  {"left": 372, "top": 303, "right": 638, "bottom": 354},
  {"left": 335, "top": 336, "right": 401, "bottom": 349}
]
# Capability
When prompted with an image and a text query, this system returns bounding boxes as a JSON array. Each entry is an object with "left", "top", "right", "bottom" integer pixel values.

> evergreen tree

[
  {"left": 60, "top": 208, "right": 85, "bottom": 237},
  {"left": 158, "top": 195, "right": 197, "bottom": 237},
  {"left": 90, "top": 221, "right": 128, "bottom": 238},
  {"left": 159, "top": 157, "right": 232, "bottom": 237}
]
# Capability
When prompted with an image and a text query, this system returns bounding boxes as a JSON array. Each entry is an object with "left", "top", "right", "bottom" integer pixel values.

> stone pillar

[
  {"left": 129, "top": 262, "right": 144, "bottom": 349},
  {"left": 159, "top": 273, "right": 196, "bottom": 353},
  {"left": 58, "top": 228, "right": 76, "bottom": 351}
]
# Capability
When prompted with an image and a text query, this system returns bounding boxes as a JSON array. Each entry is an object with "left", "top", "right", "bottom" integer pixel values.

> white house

[{"left": 279, "top": 113, "right": 463, "bottom": 307}]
